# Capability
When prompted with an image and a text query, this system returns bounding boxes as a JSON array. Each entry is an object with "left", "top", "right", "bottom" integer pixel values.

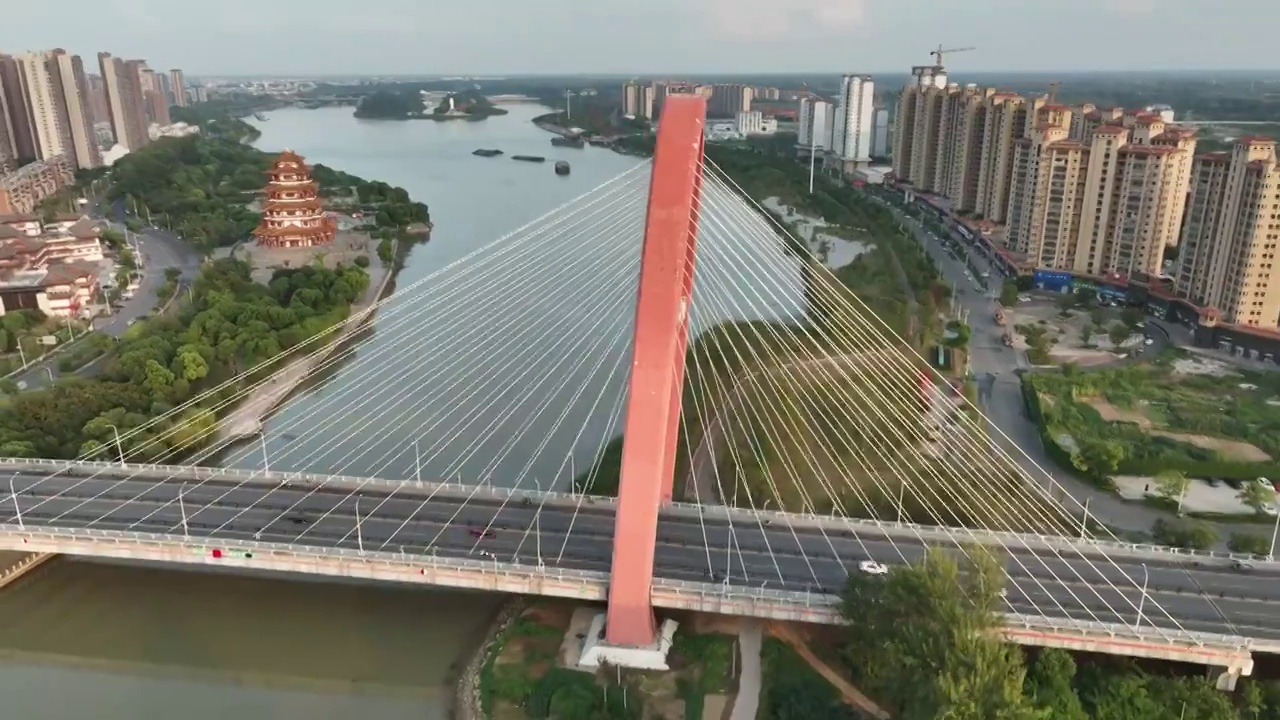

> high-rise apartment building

[
  {"left": 97, "top": 52, "right": 150, "bottom": 151},
  {"left": 933, "top": 84, "right": 990, "bottom": 207},
  {"left": 1005, "top": 107, "right": 1195, "bottom": 279},
  {"left": 49, "top": 50, "right": 101, "bottom": 168},
  {"left": 169, "top": 69, "right": 187, "bottom": 108},
  {"left": 0, "top": 55, "right": 36, "bottom": 163},
  {"left": 621, "top": 82, "right": 653, "bottom": 120},
  {"left": 893, "top": 65, "right": 950, "bottom": 188},
  {"left": 708, "top": 84, "right": 752, "bottom": 118},
  {"left": 14, "top": 52, "right": 75, "bottom": 165},
  {"left": 798, "top": 97, "right": 834, "bottom": 150},
  {"left": 139, "top": 66, "right": 170, "bottom": 126},
  {"left": 831, "top": 75, "right": 874, "bottom": 162},
  {"left": 1175, "top": 137, "right": 1280, "bottom": 328},
  {"left": 0, "top": 65, "right": 17, "bottom": 170},
  {"left": 86, "top": 73, "right": 110, "bottom": 126}
]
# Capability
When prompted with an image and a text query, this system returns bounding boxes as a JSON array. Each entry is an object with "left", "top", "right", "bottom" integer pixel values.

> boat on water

[
  {"left": 473, "top": 148, "right": 503, "bottom": 157},
  {"left": 555, "top": 161, "right": 571, "bottom": 176},
  {"left": 551, "top": 136, "right": 585, "bottom": 149},
  {"left": 512, "top": 155, "right": 547, "bottom": 163},
  {"left": 254, "top": 113, "right": 268, "bottom": 121}
]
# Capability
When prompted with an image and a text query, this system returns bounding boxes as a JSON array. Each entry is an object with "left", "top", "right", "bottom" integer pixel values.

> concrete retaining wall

[{"left": 0, "top": 552, "right": 53, "bottom": 589}]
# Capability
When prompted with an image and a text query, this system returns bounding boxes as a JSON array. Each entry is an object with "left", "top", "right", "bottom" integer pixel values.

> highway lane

[{"left": 1, "top": 473, "right": 1277, "bottom": 638}]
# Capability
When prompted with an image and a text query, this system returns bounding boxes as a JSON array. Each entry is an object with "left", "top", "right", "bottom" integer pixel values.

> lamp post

[
  {"left": 178, "top": 482, "right": 189, "bottom": 539},
  {"left": 1269, "top": 502, "right": 1280, "bottom": 560},
  {"left": 355, "top": 497, "right": 364, "bottom": 553},
  {"left": 9, "top": 473, "right": 22, "bottom": 529},
  {"left": 533, "top": 478, "right": 543, "bottom": 568},
  {"left": 1136, "top": 563, "right": 1149, "bottom": 627},
  {"left": 896, "top": 483, "right": 906, "bottom": 523},
  {"left": 413, "top": 439, "right": 421, "bottom": 483},
  {"left": 43, "top": 367, "right": 54, "bottom": 385},
  {"left": 260, "top": 434, "right": 270, "bottom": 474},
  {"left": 105, "top": 423, "right": 125, "bottom": 467},
  {"left": 1079, "top": 497, "right": 1090, "bottom": 540}
]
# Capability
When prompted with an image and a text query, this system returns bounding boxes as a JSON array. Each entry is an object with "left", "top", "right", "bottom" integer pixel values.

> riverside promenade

[{"left": 215, "top": 254, "right": 398, "bottom": 444}]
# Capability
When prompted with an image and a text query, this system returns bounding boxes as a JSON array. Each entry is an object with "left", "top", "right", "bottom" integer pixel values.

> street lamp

[
  {"left": 9, "top": 473, "right": 23, "bottom": 529},
  {"left": 533, "top": 478, "right": 543, "bottom": 568},
  {"left": 1269, "top": 501, "right": 1280, "bottom": 560},
  {"left": 178, "top": 482, "right": 189, "bottom": 539},
  {"left": 43, "top": 367, "right": 53, "bottom": 384},
  {"left": 355, "top": 497, "right": 364, "bottom": 553},
  {"left": 1136, "top": 563, "right": 1149, "bottom": 627},
  {"left": 105, "top": 423, "right": 125, "bottom": 467}
]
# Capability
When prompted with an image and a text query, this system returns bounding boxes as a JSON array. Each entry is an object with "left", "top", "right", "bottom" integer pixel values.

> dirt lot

[
  {"left": 1005, "top": 301, "right": 1139, "bottom": 366},
  {"left": 1085, "top": 397, "right": 1271, "bottom": 462}
]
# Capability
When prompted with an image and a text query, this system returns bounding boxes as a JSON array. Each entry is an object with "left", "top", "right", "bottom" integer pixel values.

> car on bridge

[
  {"left": 467, "top": 526, "right": 496, "bottom": 540},
  {"left": 858, "top": 560, "right": 889, "bottom": 575}
]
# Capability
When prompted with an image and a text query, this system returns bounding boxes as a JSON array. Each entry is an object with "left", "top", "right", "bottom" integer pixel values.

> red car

[{"left": 468, "top": 526, "right": 496, "bottom": 540}]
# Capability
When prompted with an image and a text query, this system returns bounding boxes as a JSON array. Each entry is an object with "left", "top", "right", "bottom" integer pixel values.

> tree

[
  {"left": 1074, "top": 440, "right": 1125, "bottom": 478},
  {"left": 1120, "top": 307, "right": 1145, "bottom": 328},
  {"left": 1228, "top": 532, "right": 1271, "bottom": 556},
  {"left": 1023, "top": 649, "right": 1087, "bottom": 720},
  {"left": 1079, "top": 323, "right": 1094, "bottom": 346},
  {"left": 1107, "top": 321, "right": 1131, "bottom": 348},
  {"left": 1153, "top": 470, "right": 1190, "bottom": 512},
  {"left": 840, "top": 547, "right": 1040, "bottom": 719},
  {"left": 1238, "top": 480, "right": 1276, "bottom": 514},
  {"left": 999, "top": 281, "right": 1019, "bottom": 307},
  {"left": 1055, "top": 293, "right": 1076, "bottom": 314},
  {"left": 1152, "top": 518, "right": 1218, "bottom": 550}
]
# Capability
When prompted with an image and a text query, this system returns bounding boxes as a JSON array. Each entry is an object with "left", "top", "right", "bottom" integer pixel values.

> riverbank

[{"left": 215, "top": 245, "right": 399, "bottom": 444}]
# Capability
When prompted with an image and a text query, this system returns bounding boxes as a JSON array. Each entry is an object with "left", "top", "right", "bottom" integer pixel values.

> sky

[{"left": 0, "top": 0, "right": 1274, "bottom": 77}]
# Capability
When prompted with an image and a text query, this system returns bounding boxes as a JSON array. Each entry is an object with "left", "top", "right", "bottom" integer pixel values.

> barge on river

[
  {"left": 512, "top": 155, "right": 546, "bottom": 163},
  {"left": 554, "top": 161, "right": 571, "bottom": 176},
  {"left": 472, "top": 148, "right": 503, "bottom": 157}
]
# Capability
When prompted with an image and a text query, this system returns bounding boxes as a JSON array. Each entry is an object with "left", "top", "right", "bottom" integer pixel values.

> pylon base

[{"left": 578, "top": 612, "right": 679, "bottom": 671}]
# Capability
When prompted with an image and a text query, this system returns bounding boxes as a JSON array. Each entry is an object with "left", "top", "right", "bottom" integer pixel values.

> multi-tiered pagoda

[{"left": 252, "top": 150, "right": 337, "bottom": 249}]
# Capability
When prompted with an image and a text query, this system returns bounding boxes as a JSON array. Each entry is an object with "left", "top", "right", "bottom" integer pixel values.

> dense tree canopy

[
  {"left": 841, "top": 548, "right": 1280, "bottom": 720},
  {"left": 0, "top": 259, "right": 368, "bottom": 462},
  {"left": 108, "top": 122, "right": 272, "bottom": 249}
]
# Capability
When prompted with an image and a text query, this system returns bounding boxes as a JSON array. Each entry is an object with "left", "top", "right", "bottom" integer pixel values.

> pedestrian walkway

[
  {"left": 729, "top": 620, "right": 762, "bottom": 720},
  {"left": 768, "top": 622, "right": 890, "bottom": 720}
]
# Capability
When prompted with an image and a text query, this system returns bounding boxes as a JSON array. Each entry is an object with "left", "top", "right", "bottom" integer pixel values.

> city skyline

[{"left": 2, "top": 0, "right": 1277, "bottom": 76}]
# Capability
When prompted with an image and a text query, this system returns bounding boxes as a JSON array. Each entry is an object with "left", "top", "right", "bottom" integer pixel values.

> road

[
  {"left": 0, "top": 472, "right": 1276, "bottom": 641},
  {"left": 8, "top": 225, "right": 203, "bottom": 392},
  {"left": 867, "top": 193, "right": 1188, "bottom": 539}
]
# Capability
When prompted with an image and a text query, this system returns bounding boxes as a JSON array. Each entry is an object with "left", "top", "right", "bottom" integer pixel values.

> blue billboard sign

[{"left": 1033, "top": 270, "right": 1072, "bottom": 292}]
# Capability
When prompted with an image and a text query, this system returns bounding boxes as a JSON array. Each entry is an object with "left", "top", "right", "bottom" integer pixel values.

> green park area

[
  {"left": 479, "top": 605, "right": 740, "bottom": 720},
  {"left": 0, "top": 108, "right": 431, "bottom": 462},
  {"left": 1025, "top": 359, "right": 1280, "bottom": 485},
  {"left": 476, "top": 548, "right": 1280, "bottom": 720},
  {"left": 839, "top": 547, "right": 1280, "bottom": 720}
]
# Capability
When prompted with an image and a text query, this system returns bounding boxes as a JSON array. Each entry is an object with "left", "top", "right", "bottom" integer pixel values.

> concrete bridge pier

[
  {"left": 1214, "top": 664, "right": 1248, "bottom": 692},
  {"left": 0, "top": 551, "right": 54, "bottom": 589}
]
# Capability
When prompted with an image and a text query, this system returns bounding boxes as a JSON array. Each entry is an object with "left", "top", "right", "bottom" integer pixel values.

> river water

[{"left": 0, "top": 103, "right": 802, "bottom": 718}]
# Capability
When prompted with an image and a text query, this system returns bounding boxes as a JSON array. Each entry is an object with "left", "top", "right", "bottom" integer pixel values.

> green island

[
  {"left": 479, "top": 549, "right": 1280, "bottom": 720},
  {"left": 354, "top": 88, "right": 508, "bottom": 121},
  {"left": 0, "top": 109, "right": 430, "bottom": 462}
]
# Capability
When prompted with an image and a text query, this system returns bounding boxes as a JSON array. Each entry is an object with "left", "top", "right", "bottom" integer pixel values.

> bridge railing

[
  {"left": 650, "top": 577, "right": 1255, "bottom": 652},
  {"left": 4, "top": 457, "right": 1277, "bottom": 568},
  {"left": 0, "top": 523, "right": 1259, "bottom": 654}
]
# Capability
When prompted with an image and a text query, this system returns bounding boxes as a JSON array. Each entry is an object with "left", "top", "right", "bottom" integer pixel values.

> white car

[{"left": 858, "top": 560, "right": 889, "bottom": 575}]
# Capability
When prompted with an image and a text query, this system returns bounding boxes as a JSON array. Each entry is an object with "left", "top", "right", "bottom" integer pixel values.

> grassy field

[
  {"left": 1028, "top": 358, "right": 1280, "bottom": 481},
  {"left": 712, "top": 355, "right": 1069, "bottom": 533}
]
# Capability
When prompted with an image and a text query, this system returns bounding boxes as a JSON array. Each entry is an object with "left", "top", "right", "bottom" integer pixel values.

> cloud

[{"left": 703, "top": 0, "right": 868, "bottom": 41}]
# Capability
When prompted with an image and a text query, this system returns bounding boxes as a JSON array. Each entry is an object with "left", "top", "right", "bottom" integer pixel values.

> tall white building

[
  {"left": 798, "top": 97, "right": 834, "bottom": 150},
  {"left": 831, "top": 74, "right": 875, "bottom": 162}
]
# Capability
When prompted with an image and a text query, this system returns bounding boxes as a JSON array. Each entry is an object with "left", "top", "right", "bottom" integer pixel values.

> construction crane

[
  {"left": 1047, "top": 81, "right": 1062, "bottom": 104},
  {"left": 929, "top": 44, "right": 976, "bottom": 68}
]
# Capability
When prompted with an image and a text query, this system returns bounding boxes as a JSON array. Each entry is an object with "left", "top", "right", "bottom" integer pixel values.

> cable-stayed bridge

[{"left": 0, "top": 97, "right": 1264, "bottom": 683}]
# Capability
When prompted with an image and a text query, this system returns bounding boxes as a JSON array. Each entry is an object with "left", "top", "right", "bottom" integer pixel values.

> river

[{"left": 0, "top": 103, "right": 802, "bottom": 718}]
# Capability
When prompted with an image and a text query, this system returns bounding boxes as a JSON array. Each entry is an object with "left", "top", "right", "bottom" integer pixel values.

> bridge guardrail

[
  {"left": 0, "top": 523, "right": 1256, "bottom": 654},
  {"left": 651, "top": 578, "right": 1253, "bottom": 652},
  {"left": 2, "top": 457, "right": 1276, "bottom": 569}
]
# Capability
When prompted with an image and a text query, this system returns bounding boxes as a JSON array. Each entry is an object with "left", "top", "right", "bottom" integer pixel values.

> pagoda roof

[
  {"left": 253, "top": 221, "right": 337, "bottom": 238},
  {"left": 263, "top": 198, "right": 325, "bottom": 212}
]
